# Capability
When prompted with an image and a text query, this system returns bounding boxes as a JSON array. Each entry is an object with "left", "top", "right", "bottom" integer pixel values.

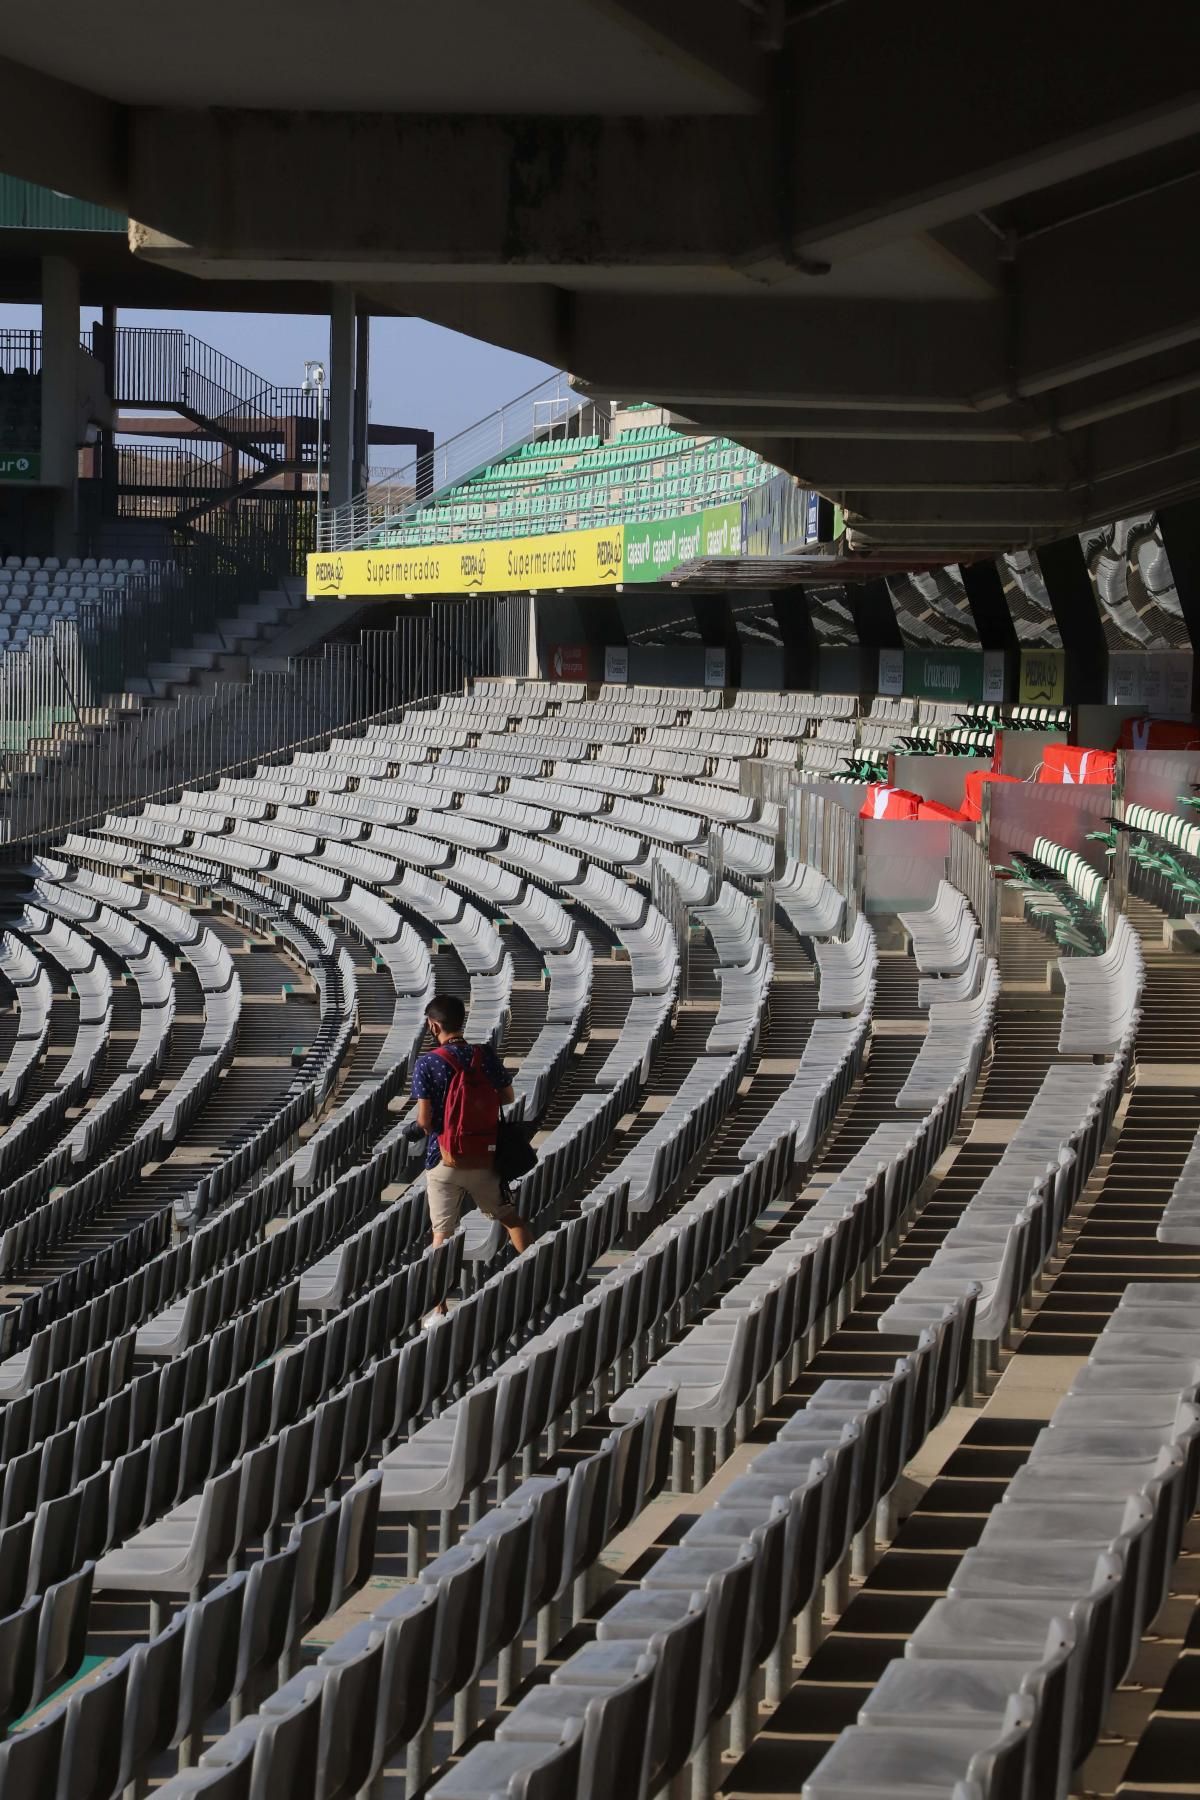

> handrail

[
  {"left": 368, "top": 461, "right": 778, "bottom": 553},
  {"left": 0, "top": 595, "right": 529, "bottom": 850},
  {"left": 317, "top": 369, "right": 585, "bottom": 551},
  {"left": 112, "top": 328, "right": 329, "bottom": 447}
]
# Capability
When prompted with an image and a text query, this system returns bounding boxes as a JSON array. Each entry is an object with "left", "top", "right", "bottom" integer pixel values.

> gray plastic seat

[
  {"left": 0, "top": 1701, "right": 68, "bottom": 1796},
  {"left": 192, "top": 1681, "right": 321, "bottom": 1800},
  {"left": 116, "top": 1605, "right": 189, "bottom": 1795},
  {"left": 57, "top": 1648, "right": 132, "bottom": 1800},
  {"left": 95, "top": 1466, "right": 240, "bottom": 1631},
  {"left": 799, "top": 1710, "right": 1033, "bottom": 1799},
  {"left": 428, "top": 1723, "right": 583, "bottom": 1799}
]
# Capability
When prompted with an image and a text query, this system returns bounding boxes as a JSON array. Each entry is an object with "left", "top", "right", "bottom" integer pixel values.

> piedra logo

[
  {"left": 595, "top": 534, "right": 622, "bottom": 579},
  {"left": 311, "top": 557, "right": 345, "bottom": 595},
  {"left": 1023, "top": 655, "right": 1058, "bottom": 700},
  {"left": 459, "top": 550, "right": 487, "bottom": 590}
]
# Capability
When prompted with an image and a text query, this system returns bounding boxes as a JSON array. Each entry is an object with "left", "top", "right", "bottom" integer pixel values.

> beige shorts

[{"left": 426, "top": 1161, "right": 521, "bottom": 1236}]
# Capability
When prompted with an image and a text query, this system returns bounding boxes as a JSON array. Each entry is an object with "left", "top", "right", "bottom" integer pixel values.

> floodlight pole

[{"left": 303, "top": 359, "right": 327, "bottom": 530}]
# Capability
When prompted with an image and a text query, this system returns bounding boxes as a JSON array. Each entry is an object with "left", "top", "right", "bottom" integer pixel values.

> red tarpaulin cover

[
  {"left": 860, "top": 784, "right": 922, "bottom": 820},
  {"left": 917, "top": 799, "right": 970, "bottom": 823},
  {"left": 1118, "top": 717, "right": 1200, "bottom": 752},
  {"left": 961, "top": 770, "right": 1021, "bottom": 821},
  {"left": 1037, "top": 744, "right": 1116, "bottom": 786}
]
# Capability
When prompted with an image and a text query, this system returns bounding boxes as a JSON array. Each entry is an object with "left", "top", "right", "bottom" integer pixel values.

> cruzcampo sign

[
  {"left": 0, "top": 451, "right": 39, "bottom": 481},
  {"left": 902, "top": 648, "right": 985, "bottom": 703},
  {"left": 626, "top": 504, "right": 744, "bottom": 579},
  {"left": 307, "top": 526, "right": 625, "bottom": 598},
  {"left": 621, "top": 502, "right": 743, "bottom": 584},
  {"left": 622, "top": 513, "right": 704, "bottom": 583}
]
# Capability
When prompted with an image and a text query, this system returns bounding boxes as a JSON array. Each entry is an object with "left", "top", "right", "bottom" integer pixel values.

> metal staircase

[{"left": 110, "top": 327, "right": 324, "bottom": 535}]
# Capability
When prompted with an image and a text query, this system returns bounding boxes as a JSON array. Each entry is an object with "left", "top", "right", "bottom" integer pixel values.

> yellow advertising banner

[
  {"left": 307, "top": 526, "right": 625, "bottom": 599},
  {"left": 1018, "top": 649, "right": 1066, "bottom": 705}
]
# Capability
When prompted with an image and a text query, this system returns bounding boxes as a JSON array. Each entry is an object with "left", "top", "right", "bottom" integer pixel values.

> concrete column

[
  {"left": 327, "top": 287, "right": 356, "bottom": 509},
  {"left": 352, "top": 312, "right": 370, "bottom": 495},
  {"left": 98, "top": 303, "right": 118, "bottom": 524},
  {"left": 40, "top": 254, "right": 80, "bottom": 553},
  {"left": 527, "top": 595, "right": 540, "bottom": 678}
]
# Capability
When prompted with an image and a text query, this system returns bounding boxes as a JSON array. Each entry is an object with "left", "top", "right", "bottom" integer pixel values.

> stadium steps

[
  {"left": 714, "top": 897, "right": 1200, "bottom": 1800},
  {"left": 707, "top": 932, "right": 1066, "bottom": 1793},
  {"left": 124, "top": 581, "right": 309, "bottom": 702},
  {"left": 6, "top": 914, "right": 321, "bottom": 1289},
  {"left": 400, "top": 913, "right": 931, "bottom": 1797}
]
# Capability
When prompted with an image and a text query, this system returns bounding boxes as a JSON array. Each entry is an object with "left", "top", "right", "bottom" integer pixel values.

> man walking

[{"left": 411, "top": 995, "right": 533, "bottom": 1301}]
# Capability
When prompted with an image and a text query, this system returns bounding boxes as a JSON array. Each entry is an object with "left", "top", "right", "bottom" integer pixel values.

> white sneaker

[{"left": 422, "top": 1305, "right": 451, "bottom": 1330}]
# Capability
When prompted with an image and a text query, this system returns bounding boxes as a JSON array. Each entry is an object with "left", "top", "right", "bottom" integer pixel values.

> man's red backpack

[{"left": 434, "top": 1044, "right": 501, "bottom": 1167}]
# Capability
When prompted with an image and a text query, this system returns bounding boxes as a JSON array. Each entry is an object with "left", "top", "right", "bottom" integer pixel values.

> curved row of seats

[
  {"left": 611, "top": 992, "right": 973, "bottom": 1481},
  {"left": 435, "top": 1293, "right": 975, "bottom": 1800},
  {"left": 880, "top": 1044, "right": 1132, "bottom": 1377},
  {"left": 0, "top": 677, "right": 1170, "bottom": 1800}
]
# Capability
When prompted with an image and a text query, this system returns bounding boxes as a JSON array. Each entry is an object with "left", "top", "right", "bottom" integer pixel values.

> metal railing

[
  {"left": 949, "top": 824, "right": 1000, "bottom": 957},
  {"left": 317, "top": 370, "right": 585, "bottom": 552},
  {"left": 112, "top": 328, "right": 326, "bottom": 453},
  {"left": 0, "top": 596, "right": 529, "bottom": 850},
  {"left": 114, "top": 327, "right": 275, "bottom": 413},
  {"left": 650, "top": 859, "right": 693, "bottom": 1002},
  {"left": 0, "top": 329, "right": 42, "bottom": 375},
  {"left": 785, "top": 784, "right": 860, "bottom": 924},
  {"left": 366, "top": 462, "right": 773, "bottom": 553},
  {"left": 113, "top": 444, "right": 238, "bottom": 516}
]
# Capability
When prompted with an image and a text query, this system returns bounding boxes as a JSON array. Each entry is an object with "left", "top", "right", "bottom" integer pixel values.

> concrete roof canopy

[{"left": 1, "top": 0, "right": 1199, "bottom": 557}]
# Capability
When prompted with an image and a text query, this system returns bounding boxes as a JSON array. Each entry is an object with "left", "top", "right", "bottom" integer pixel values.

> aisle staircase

[{"left": 714, "top": 896, "right": 1200, "bottom": 1800}]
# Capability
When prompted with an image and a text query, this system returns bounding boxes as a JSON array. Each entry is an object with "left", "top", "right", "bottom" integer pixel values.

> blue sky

[{"left": 0, "top": 301, "right": 556, "bottom": 454}]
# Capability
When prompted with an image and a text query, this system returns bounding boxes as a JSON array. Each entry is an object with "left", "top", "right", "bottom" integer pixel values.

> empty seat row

[
  {"left": 776, "top": 858, "right": 846, "bottom": 939},
  {"left": 616, "top": 1072, "right": 967, "bottom": 1479},
  {"left": 807, "top": 1283, "right": 1200, "bottom": 1800},
  {"left": 814, "top": 912, "right": 877, "bottom": 1016},
  {"left": 595, "top": 1051, "right": 751, "bottom": 1220},
  {"left": 0, "top": 1475, "right": 379, "bottom": 1800},
  {"left": 893, "top": 959, "right": 998, "bottom": 1112},
  {"left": 880, "top": 1048, "right": 1130, "bottom": 1361},
  {"left": 694, "top": 879, "right": 762, "bottom": 967},
  {"left": 444, "top": 1292, "right": 972, "bottom": 1800},
  {"left": 0, "top": 925, "right": 53, "bottom": 1112},
  {"left": 1056, "top": 913, "right": 1143, "bottom": 1055},
  {"left": 739, "top": 1009, "right": 871, "bottom": 1165},
  {"left": 898, "top": 879, "right": 978, "bottom": 975},
  {"left": 159, "top": 1396, "right": 674, "bottom": 1800}
]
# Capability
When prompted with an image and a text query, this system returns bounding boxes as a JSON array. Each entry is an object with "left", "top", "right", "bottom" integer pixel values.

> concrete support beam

[
  {"left": 849, "top": 580, "right": 903, "bottom": 651},
  {"left": 327, "top": 288, "right": 356, "bottom": 510},
  {"left": 788, "top": 0, "right": 1200, "bottom": 260},
  {"left": 0, "top": 56, "right": 125, "bottom": 208},
  {"left": 40, "top": 254, "right": 80, "bottom": 555},
  {"left": 661, "top": 343, "right": 1200, "bottom": 446},
  {"left": 690, "top": 595, "right": 741, "bottom": 689},
  {"left": 580, "top": 0, "right": 762, "bottom": 104},
  {"left": 1156, "top": 501, "right": 1200, "bottom": 714},
  {"left": 567, "top": 296, "right": 1002, "bottom": 410},
  {"left": 844, "top": 442, "right": 1200, "bottom": 536},
  {"left": 771, "top": 592, "right": 817, "bottom": 691},
  {"left": 1036, "top": 537, "right": 1107, "bottom": 705},
  {"left": 768, "top": 388, "right": 1200, "bottom": 495},
  {"left": 960, "top": 561, "right": 1019, "bottom": 655},
  {"left": 128, "top": 110, "right": 774, "bottom": 271},
  {"left": 1013, "top": 170, "right": 1200, "bottom": 397}
]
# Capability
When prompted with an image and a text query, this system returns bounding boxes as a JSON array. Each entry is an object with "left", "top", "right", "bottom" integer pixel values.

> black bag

[{"left": 494, "top": 1116, "right": 538, "bottom": 1184}]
